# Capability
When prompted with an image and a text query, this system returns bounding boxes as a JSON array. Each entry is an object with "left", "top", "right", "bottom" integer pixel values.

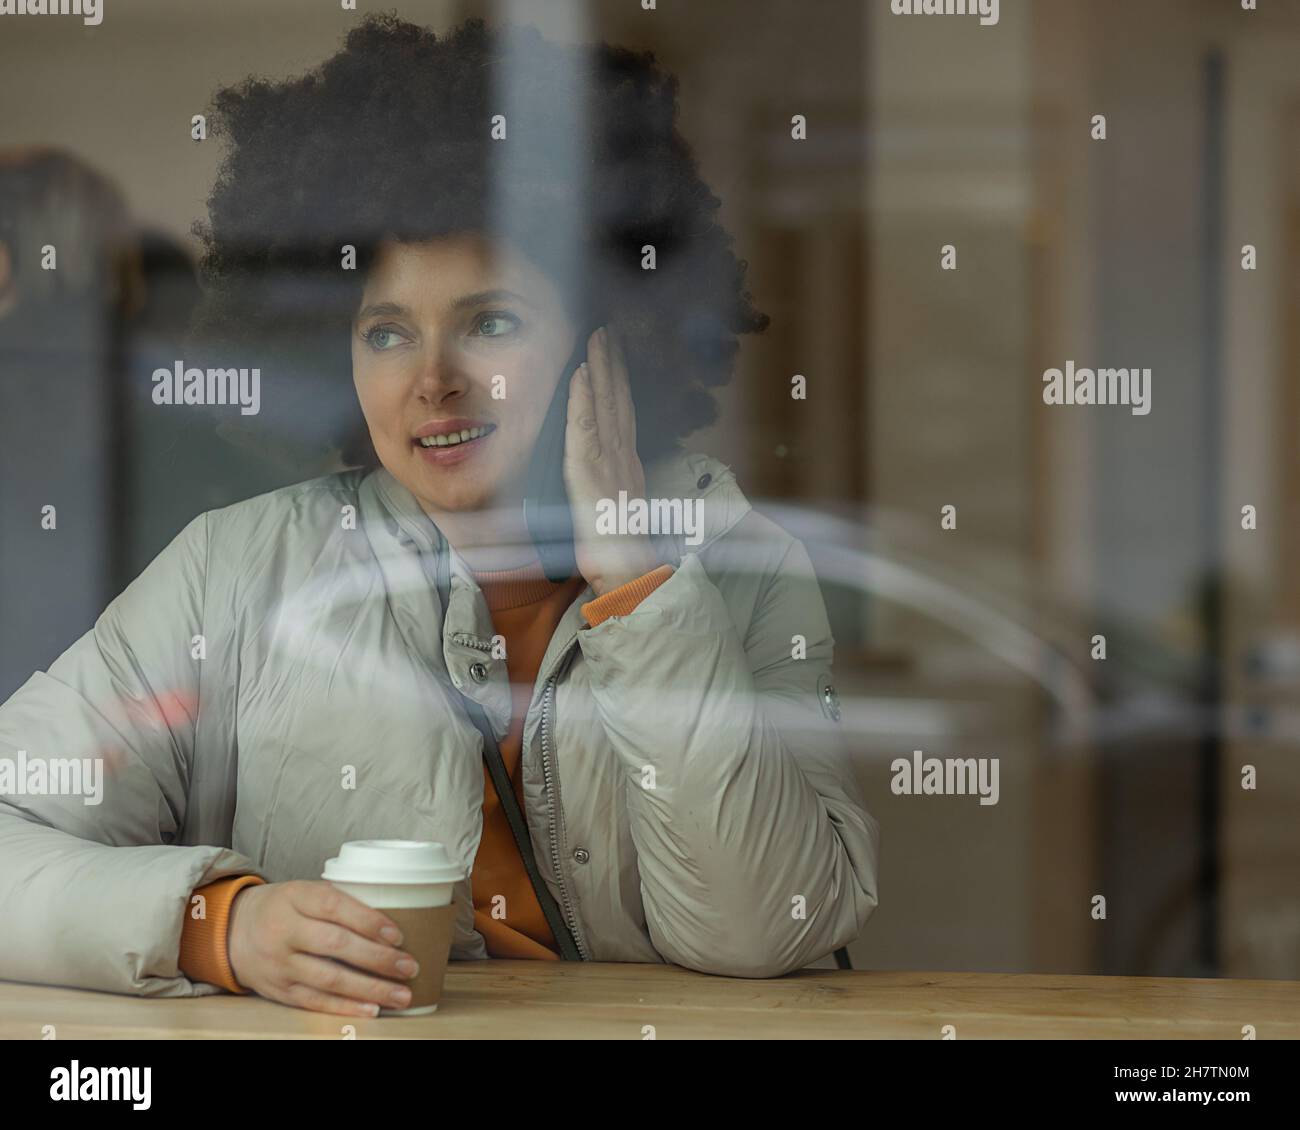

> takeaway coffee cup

[{"left": 321, "top": 839, "right": 464, "bottom": 1016}]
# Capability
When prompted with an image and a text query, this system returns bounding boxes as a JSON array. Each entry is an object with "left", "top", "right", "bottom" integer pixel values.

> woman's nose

[{"left": 413, "top": 344, "right": 469, "bottom": 402}]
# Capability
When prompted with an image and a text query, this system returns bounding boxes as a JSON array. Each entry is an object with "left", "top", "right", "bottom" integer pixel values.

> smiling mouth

[{"left": 415, "top": 424, "right": 497, "bottom": 449}]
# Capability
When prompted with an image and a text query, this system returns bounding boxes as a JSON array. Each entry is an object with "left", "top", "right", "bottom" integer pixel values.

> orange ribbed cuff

[
  {"left": 580, "top": 564, "right": 675, "bottom": 628},
  {"left": 178, "top": 874, "right": 266, "bottom": 994}
]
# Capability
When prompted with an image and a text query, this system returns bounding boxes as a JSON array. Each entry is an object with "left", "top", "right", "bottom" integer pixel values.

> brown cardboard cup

[
  {"left": 321, "top": 840, "right": 465, "bottom": 1017},
  {"left": 376, "top": 902, "right": 458, "bottom": 1014}
]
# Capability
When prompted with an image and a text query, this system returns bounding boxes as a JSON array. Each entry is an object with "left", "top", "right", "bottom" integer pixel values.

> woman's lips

[{"left": 413, "top": 430, "right": 492, "bottom": 467}]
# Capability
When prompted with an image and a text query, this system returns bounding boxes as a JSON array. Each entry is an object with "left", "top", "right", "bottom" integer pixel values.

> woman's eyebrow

[
  {"left": 355, "top": 289, "right": 534, "bottom": 323},
  {"left": 355, "top": 301, "right": 409, "bottom": 322},
  {"left": 449, "top": 288, "right": 534, "bottom": 311}
]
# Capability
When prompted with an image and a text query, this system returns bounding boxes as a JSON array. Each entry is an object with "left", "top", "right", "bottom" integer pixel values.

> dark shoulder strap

[
  {"left": 458, "top": 692, "right": 583, "bottom": 961},
  {"left": 431, "top": 537, "right": 582, "bottom": 961}
]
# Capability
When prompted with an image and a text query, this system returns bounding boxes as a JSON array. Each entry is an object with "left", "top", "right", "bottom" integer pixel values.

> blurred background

[{"left": 1, "top": 0, "right": 1297, "bottom": 981}]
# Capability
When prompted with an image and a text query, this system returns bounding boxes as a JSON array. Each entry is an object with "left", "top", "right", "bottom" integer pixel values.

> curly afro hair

[{"left": 190, "top": 13, "right": 769, "bottom": 467}]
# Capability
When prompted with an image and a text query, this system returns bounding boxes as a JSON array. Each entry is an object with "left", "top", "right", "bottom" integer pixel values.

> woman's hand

[
  {"left": 226, "top": 880, "right": 420, "bottom": 1017},
  {"left": 563, "top": 325, "right": 662, "bottom": 596}
]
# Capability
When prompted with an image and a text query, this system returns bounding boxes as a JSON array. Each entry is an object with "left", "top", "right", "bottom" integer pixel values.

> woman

[{"left": 0, "top": 15, "right": 879, "bottom": 1017}]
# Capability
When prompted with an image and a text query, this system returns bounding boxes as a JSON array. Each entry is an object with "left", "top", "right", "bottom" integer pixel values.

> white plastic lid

[{"left": 322, "top": 839, "right": 465, "bottom": 885}]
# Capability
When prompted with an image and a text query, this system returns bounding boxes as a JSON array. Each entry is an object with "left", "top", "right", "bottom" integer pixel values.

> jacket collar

[{"left": 642, "top": 448, "right": 752, "bottom": 560}]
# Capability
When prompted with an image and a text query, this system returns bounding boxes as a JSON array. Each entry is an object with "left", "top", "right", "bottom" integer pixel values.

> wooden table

[{"left": 2, "top": 962, "right": 1297, "bottom": 1039}]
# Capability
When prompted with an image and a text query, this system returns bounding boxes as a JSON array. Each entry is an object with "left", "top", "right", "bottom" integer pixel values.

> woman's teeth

[{"left": 418, "top": 425, "right": 495, "bottom": 448}]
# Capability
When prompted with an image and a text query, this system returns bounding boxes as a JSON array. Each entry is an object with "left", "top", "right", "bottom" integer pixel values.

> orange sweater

[{"left": 178, "top": 560, "right": 674, "bottom": 992}]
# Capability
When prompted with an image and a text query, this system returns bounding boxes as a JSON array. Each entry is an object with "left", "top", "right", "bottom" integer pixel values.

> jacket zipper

[
  {"left": 450, "top": 632, "right": 495, "bottom": 653},
  {"left": 540, "top": 672, "right": 591, "bottom": 959},
  {"left": 457, "top": 623, "right": 589, "bottom": 958}
]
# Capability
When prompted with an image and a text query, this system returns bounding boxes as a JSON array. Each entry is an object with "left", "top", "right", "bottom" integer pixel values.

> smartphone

[{"left": 522, "top": 327, "right": 596, "bottom": 582}]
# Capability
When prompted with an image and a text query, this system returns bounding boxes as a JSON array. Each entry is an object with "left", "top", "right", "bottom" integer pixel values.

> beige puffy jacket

[{"left": 0, "top": 448, "right": 879, "bottom": 994}]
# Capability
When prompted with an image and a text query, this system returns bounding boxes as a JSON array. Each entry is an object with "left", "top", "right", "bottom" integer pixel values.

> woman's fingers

[
  {"left": 291, "top": 914, "right": 418, "bottom": 985},
  {"left": 287, "top": 952, "right": 415, "bottom": 1013},
  {"left": 289, "top": 880, "right": 404, "bottom": 947},
  {"left": 586, "top": 326, "right": 629, "bottom": 454},
  {"left": 566, "top": 354, "right": 601, "bottom": 463},
  {"left": 279, "top": 979, "right": 384, "bottom": 1018}
]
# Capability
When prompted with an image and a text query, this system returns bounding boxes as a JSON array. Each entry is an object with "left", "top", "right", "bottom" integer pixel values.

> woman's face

[{"left": 352, "top": 234, "right": 577, "bottom": 514}]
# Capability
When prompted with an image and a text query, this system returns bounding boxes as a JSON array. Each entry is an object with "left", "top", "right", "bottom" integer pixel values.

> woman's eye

[
  {"left": 363, "top": 325, "right": 406, "bottom": 351},
  {"left": 473, "top": 312, "right": 520, "bottom": 338}
]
